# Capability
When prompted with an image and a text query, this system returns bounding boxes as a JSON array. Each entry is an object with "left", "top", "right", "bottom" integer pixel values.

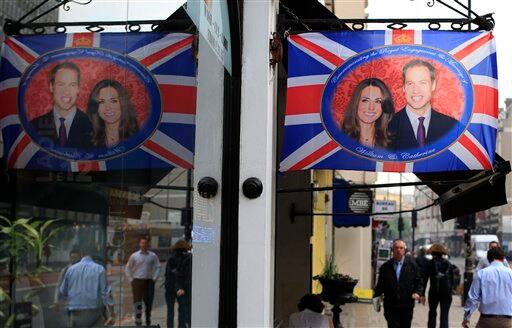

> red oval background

[
  {"left": 331, "top": 56, "right": 465, "bottom": 128},
  {"left": 23, "top": 58, "right": 151, "bottom": 126}
]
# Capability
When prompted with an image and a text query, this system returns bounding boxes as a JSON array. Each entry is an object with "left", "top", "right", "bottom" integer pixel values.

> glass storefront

[{"left": 0, "top": 0, "right": 238, "bottom": 327}]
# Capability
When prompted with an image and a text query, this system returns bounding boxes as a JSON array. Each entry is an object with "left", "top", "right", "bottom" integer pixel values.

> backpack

[{"left": 433, "top": 259, "right": 453, "bottom": 295}]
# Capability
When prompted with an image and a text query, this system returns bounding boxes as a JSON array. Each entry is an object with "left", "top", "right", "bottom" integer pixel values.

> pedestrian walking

[
  {"left": 475, "top": 240, "right": 510, "bottom": 272},
  {"left": 125, "top": 236, "right": 161, "bottom": 326},
  {"left": 165, "top": 239, "right": 192, "bottom": 328},
  {"left": 288, "top": 294, "right": 334, "bottom": 328},
  {"left": 374, "top": 239, "right": 424, "bottom": 328},
  {"left": 423, "top": 243, "right": 454, "bottom": 328},
  {"left": 462, "top": 246, "right": 512, "bottom": 328},
  {"left": 59, "top": 250, "right": 115, "bottom": 327},
  {"left": 414, "top": 247, "right": 430, "bottom": 280}
]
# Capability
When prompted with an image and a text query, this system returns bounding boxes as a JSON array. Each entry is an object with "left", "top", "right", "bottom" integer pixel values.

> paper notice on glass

[{"left": 372, "top": 296, "right": 382, "bottom": 312}]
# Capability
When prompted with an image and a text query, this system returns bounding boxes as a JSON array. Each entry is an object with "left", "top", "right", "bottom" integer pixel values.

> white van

[{"left": 471, "top": 234, "right": 500, "bottom": 263}]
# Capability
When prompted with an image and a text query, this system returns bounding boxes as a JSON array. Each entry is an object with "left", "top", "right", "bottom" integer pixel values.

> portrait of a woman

[
  {"left": 87, "top": 79, "right": 139, "bottom": 148},
  {"left": 341, "top": 78, "right": 394, "bottom": 148}
]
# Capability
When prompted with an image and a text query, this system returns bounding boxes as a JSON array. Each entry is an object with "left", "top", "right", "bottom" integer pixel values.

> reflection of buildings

[
  {"left": 0, "top": 1, "right": 58, "bottom": 40},
  {"left": 414, "top": 187, "right": 463, "bottom": 256}
]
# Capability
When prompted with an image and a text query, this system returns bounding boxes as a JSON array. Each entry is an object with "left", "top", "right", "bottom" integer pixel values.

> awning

[{"left": 416, "top": 153, "right": 510, "bottom": 221}]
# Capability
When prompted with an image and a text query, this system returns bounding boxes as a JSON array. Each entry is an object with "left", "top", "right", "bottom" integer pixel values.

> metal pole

[
  {"left": 185, "top": 170, "right": 192, "bottom": 241},
  {"left": 462, "top": 227, "right": 473, "bottom": 305},
  {"left": 398, "top": 174, "right": 403, "bottom": 239}
]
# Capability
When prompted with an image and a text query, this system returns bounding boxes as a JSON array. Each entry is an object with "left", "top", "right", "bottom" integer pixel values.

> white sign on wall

[{"left": 373, "top": 200, "right": 397, "bottom": 221}]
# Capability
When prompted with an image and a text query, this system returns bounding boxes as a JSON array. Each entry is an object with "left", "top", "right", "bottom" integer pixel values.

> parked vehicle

[{"left": 471, "top": 234, "right": 500, "bottom": 265}]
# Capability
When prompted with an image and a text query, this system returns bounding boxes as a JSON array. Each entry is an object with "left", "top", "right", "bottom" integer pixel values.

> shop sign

[
  {"left": 333, "top": 178, "right": 370, "bottom": 227},
  {"left": 347, "top": 190, "right": 373, "bottom": 214},
  {"left": 0, "top": 32, "right": 196, "bottom": 171},
  {"left": 186, "top": 0, "right": 232, "bottom": 73},
  {"left": 373, "top": 200, "right": 397, "bottom": 221},
  {"left": 280, "top": 30, "right": 498, "bottom": 173}
]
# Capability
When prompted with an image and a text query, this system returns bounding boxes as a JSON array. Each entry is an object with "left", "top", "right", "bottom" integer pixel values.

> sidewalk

[
  {"left": 336, "top": 295, "right": 480, "bottom": 328},
  {"left": 132, "top": 295, "right": 478, "bottom": 328}
]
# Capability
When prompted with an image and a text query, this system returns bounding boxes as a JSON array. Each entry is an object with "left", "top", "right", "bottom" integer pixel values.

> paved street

[{"left": 335, "top": 295, "right": 478, "bottom": 328}]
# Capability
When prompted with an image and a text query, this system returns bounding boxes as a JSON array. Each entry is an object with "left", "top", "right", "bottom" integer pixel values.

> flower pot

[{"left": 318, "top": 277, "right": 358, "bottom": 305}]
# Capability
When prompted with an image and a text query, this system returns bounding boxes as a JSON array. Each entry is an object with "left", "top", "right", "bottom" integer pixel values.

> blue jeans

[{"left": 165, "top": 289, "right": 191, "bottom": 328}]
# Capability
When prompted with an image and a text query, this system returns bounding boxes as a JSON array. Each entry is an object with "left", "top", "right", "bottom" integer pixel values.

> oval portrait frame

[
  {"left": 18, "top": 47, "right": 162, "bottom": 162},
  {"left": 320, "top": 44, "right": 474, "bottom": 162}
]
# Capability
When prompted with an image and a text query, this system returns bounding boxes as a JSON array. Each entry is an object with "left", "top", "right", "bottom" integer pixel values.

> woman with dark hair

[
  {"left": 289, "top": 294, "right": 333, "bottom": 328},
  {"left": 423, "top": 243, "right": 454, "bottom": 328},
  {"left": 341, "top": 78, "right": 394, "bottom": 148},
  {"left": 87, "top": 79, "right": 138, "bottom": 147}
]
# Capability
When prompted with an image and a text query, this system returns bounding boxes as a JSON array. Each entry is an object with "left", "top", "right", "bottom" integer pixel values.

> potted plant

[
  {"left": 0, "top": 217, "right": 62, "bottom": 328},
  {"left": 313, "top": 255, "right": 358, "bottom": 305}
]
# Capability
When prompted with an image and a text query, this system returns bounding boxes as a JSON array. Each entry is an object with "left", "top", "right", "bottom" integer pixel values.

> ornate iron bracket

[
  {"left": 4, "top": 18, "right": 195, "bottom": 36},
  {"left": 4, "top": 0, "right": 196, "bottom": 35},
  {"left": 279, "top": 0, "right": 494, "bottom": 33}
]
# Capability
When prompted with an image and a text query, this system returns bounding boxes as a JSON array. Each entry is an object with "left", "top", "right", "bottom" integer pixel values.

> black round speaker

[
  {"left": 242, "top": 177, "right": 263, "bottom": 199},
  {"left": 197, "top": 177, "right": 218, "bottom": 199}
]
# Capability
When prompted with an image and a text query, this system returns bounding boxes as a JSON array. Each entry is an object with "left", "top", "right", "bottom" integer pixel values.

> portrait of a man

[
  {"left": 29, "top": 61, "right": 93, "bottom": 148},
  {"left": 388, "top": 59, "right": 458, "bottom": 150}
]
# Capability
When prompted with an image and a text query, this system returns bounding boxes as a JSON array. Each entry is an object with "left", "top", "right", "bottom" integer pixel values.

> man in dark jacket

[
  {"left": 388, "top": 59, "right": 458, "bottom": 150},
  {"left": 29, "top": 61, "right": 93, "bottom": 149},
  {"left": 374, "top": 239, "right": 424, "bottom": 328},
  {"left": 165, "top": 240, "right": 192, "bottom": 328}
]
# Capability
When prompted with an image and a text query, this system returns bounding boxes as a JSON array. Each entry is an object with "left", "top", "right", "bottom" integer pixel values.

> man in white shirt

[
  {"left": 476, "top": 241, "right": 510, "bottom": 272},
  {"left": 125, "top": 236, "right": 161, "bottom": 326}
]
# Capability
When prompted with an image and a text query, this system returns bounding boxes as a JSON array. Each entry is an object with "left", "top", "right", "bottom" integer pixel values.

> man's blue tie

[{"left": 395, "top": 262, "right": 401, "bottom": 281}]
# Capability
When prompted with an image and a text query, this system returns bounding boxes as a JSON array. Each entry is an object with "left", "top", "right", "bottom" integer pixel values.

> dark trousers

[
  {"left": 428, "top": 293, "right": 452, "bottom": 328},
  {"left": 131, "top": 279, "right": 155, "bottom": 325},
  {"left": 384, "top": 306, "right": 414, "bottom": 328},
  {"left": 166, "top": 288, "right": 191, "bottom": 328}
]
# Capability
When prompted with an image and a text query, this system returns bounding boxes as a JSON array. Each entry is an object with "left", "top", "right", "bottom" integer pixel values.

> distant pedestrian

[
  {"left": 288, "top": 294, "right": 334, "bottom": 328},
  {"left": 415, "top": 247, "right": 429, "bottom": 279},
  {"left": 59, "top": 250, "right": 115, "bottom": 327},
  {"left": 125, "top": 236, "right": 161, "bottom": 326},
  {"left": 475, "top": 241, "right": 509, "bottom": 272},
  {"left": 374, "top": 239, "right": 424, "bottom": 328},
  {"left": 423, "top": 244, "right": 454, "bottom": 328},
  {"left": 165, "top": 240, "right": 192, "bottom": 328},
  {"left": 462, "top": 246, "right": 512, "bottom": 328}
]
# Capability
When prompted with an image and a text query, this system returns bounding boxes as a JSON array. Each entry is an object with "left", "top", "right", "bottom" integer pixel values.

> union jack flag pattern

[
  {"left": 280, "top": 30, "right": 498, "bottom": 173},
  {"left": 0, "top": 32, "right": 196, "bottom": 171}
]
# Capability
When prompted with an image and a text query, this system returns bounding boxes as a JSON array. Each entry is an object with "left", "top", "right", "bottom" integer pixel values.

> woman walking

[{"left": 423, "top": 243, "right": 454, "bottom": 328}]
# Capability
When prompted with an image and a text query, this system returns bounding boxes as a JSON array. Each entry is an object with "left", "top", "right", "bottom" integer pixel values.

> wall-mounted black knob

[
  {"left": 197, "top": 177, "right": 218, "bottom": 199},
  {"left": 242, "top": 177, "right": 263, "bottom": 199}
]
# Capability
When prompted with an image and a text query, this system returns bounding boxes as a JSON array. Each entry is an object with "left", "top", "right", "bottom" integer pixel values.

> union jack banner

[
  {"left": 0, "top": 32, "right": 196, "bottom": 171},
  {"left": 280, "top": 30, "right": 498, "bottom": 173}
]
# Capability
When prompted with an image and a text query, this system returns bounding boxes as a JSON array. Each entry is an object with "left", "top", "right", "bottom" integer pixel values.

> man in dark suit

[
  {"left": 374, "top": 239, "right": 424, "bottom": 328},
  {"left": 30, "top": 62, "right": 92, "bottom": 148},
  {"left": 388, "top": 59, "right": 458, "bottom": 150}
]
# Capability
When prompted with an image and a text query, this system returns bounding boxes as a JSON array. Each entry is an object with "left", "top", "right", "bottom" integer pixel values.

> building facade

[{"left": 0, "top": 1, "right": 58, "bottom": 39}]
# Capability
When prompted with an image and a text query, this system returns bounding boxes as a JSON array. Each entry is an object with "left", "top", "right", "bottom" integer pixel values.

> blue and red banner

[
  {"left": 280, "top": 30, "right": 498, "bottom": 173},
  {"left": 0, "top": 32, "right": 196, "bottom": 171}
]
